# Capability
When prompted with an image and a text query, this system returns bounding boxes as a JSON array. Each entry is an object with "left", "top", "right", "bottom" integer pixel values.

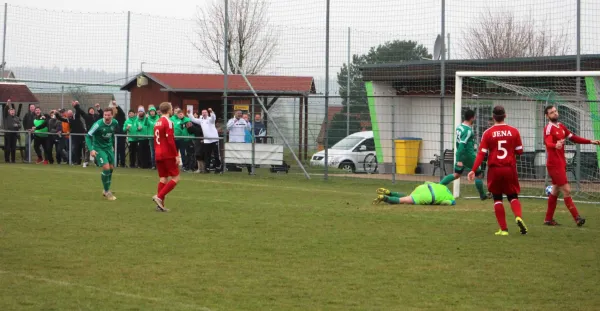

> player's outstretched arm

[
  {"left": 563, "top": 126, "right": 592, "bottom": 144},
  {"left": 568, "top": 134, "right": 592, "bottom": 144}
]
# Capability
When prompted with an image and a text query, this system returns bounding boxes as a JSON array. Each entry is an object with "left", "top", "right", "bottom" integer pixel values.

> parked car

[{"left": 310, "top": 131, "right": 377, "bottom": 173}]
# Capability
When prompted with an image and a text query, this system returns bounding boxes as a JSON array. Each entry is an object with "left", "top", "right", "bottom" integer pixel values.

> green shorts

[
  {"left": 95, "top": 149, "right": 114, "bottom": 167},
  {"left": 410, "top": 184, "right": 433, "bottom": 205},
  {"left": 454, "top": 155, "right": 482, "bottom": 176}
]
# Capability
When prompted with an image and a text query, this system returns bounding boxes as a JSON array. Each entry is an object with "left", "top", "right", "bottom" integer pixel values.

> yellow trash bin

[{"left": 395, "top": 137, "right": 422, "bottom": 175}]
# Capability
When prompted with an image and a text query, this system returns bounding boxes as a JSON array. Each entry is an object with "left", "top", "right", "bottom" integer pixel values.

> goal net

[{"left": 454, "top": 71, "right": 600, "bottom": 204}]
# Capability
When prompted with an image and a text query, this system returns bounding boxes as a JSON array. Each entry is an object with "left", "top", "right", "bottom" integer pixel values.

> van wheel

[{"left": 339, "top": 161, "right": 355, "bottom": 173}]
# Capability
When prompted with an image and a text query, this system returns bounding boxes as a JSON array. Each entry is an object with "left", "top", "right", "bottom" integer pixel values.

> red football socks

[
  {"left": 158, "top": 180, "right": 177, "bottom": 201},
  {"left": 545, "top": 194, "right": 558, "bottom": 222},
  {"left": 494, "top": 201, "right": 507, "bottom": 231},
  {"left": 564, "top": 196, "right": 579, "bottom": 220},
  {"left": 509, "top": 199, "right": 523, "bottom": 218},
  {"left": 157, "top": 182, "right": 167, "bottom": 204}
]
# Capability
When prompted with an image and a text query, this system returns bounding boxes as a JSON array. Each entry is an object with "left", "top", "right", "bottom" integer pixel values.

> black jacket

[
  {"left": 79, "top": 108, "right": 101, "bottom": 132},
  {"left": 66, "top": 104, "right": 86, "bottom": 134},
  {"left": 3, "top": 103, "right": 21, "bottom": 131},
  {"left": 23, "top": 111, "right": 35, "bottom": 130},
  {"left": 113, "top": 106, "right": 126, "bottom": 134},
  {"left": 186, "top": 124, "right": 204, "bottom": 155}
]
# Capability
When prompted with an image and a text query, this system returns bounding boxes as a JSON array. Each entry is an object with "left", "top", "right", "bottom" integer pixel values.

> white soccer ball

[{"left": 545, "top": 185, "right": 553, "bottom": 196}]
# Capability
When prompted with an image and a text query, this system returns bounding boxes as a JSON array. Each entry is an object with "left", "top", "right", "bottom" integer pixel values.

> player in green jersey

[
  {"left": 440, "top": 109, "right": 489, "bottom": 200},
  {"left": 85, "top": 108, "right": 119, "bottom": 200},
  {"left": 372, "top": 182, "right": 456, "bottom": 206}
]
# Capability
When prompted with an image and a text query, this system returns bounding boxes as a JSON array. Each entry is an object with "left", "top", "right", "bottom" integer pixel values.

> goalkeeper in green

[
  {"left": 85, "top": 108, "right": 119, "bottom": 200},
  {"left": 440, "top": 109, "right": 489, "bottom": 200},
  {"left": 373, "top": 182, "right": 456, "bottom": 205}
]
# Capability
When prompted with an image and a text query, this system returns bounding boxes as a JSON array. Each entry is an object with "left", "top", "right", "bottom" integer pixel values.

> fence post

[
  {"left": 392, "top": 101, "right": 396, "bottom": 184},
  {"left": 222, "top": 0, "right": 229, "bottom": 174},
  {"left": 251, "top": 97, "right": 256, "bottom": 175},
  {"left": 27, "top": 131, "right": 31, "bottom": 163},
  {"left": 68, "top": 135, "right": 72, "bottom": 165},
  {"left": 114, "top": 134, "right": 118, "bottom": 167}
]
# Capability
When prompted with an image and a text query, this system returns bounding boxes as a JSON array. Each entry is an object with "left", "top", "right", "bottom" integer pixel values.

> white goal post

[{"left": 453, "top": 71, "right": 600, "bottom": 200}]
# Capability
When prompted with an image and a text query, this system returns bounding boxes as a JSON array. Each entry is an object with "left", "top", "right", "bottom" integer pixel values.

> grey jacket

[{"left": 3, "top": 114, "right": 21, "bottom": 131}]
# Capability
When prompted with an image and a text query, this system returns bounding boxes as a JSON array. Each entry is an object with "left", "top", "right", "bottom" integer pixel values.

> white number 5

[
  {"left": 497, "top": 140, "right": 507, "bottom": 159},
  {"left": 155, "top": 129, "right": 160, "bottom": 145}
]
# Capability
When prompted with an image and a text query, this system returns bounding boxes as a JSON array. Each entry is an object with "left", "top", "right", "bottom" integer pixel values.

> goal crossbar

[
  {"left": 456, "top": 71, "right": 600, "bottom": 78},
  {"left": 453, "top": 71, "right": 600, "bottom": 199}
]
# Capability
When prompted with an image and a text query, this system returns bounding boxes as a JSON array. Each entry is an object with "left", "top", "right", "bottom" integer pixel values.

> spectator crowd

[{"left": 2, "top": 100, "right": 268, "bottom": 174}]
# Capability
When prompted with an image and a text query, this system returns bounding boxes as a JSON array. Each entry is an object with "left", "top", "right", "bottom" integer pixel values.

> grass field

[{"left": 1, "top": 164, "right": 599, "bottom": 311}]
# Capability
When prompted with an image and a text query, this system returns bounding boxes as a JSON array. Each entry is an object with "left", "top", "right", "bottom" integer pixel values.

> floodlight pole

[
  {"left": 575, "top": 0, "right": 582, "bottom": 192},
  {"left": 440, "top": 0, "right": 446, "bottom": 188},
  {"left": 223, "top": 0, "right": 229, "bottom": 172},
  {"left": 1, "top": 3, "right": 7, "bottom": 81},
  {"left": 346, "top": 27, "right": 350, "bottom": 137},
  {"left": 125, "top": 11, "right": 131, "bottom": 112},
  {"left": 324, "top": 0, "right": 330, "bottom": 180}
]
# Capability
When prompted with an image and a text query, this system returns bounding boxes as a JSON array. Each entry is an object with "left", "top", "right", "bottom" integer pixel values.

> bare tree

[
  {"left": 194, "top": 0, "right": 278, "bottom": 75},
  {"left": 68, "top": 86, "right": 92, "bottom": 107},
  {"left": 464, "top": 10, "right": 570, "bottom": 59}
]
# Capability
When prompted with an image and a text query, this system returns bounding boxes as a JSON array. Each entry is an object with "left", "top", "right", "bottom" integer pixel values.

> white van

[{"left": 310, "top": 131, "right": 377, "bottom": 173}]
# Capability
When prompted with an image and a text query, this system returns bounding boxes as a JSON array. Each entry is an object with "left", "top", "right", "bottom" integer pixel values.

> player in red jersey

[
  {"left": 543, "top": 105, "right": 600, "bottom": 226},
  {"left": 152, "top": 102, "right": 182, "bottom": 212},
  {"left": 468, "top": 106, "right": 528, "bottom": 236}
]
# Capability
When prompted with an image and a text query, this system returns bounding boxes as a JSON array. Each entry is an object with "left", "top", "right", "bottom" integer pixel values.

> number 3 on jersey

[{"left": 497, "top": 140, "right": 507, "bottom": 159}]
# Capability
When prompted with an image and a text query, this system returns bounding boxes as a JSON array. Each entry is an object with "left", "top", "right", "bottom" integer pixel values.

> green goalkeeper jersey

[
  {"left": 86, "top": 118, "right": 119, "bottom": 151},
  {"left": 455, "top": 123, "right": 475, "bottom": 162},
  {"left": 429, "top": 182, "right": 455, "bottom": 204}
]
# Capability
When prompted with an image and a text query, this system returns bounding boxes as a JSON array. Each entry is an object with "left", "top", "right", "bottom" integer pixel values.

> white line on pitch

[{"left": 0, "top": 270, "right": 211, "bottom": 311}]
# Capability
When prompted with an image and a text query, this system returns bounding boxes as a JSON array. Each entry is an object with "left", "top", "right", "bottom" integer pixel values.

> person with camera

[
  {"left": 47, "top": 109, "right": 61, "bottom": 164},
  {"left": 3, "top": 99, "right": 21, "bottom": 163},
  {"left": 188, "top": 107, "right": 221, "bottom": 173},
  {"left": 66, "top": 101, "right": 87, "bottom": 165},
  {"left": 54, "top": 109, "right": 74, "bottom": 164}
]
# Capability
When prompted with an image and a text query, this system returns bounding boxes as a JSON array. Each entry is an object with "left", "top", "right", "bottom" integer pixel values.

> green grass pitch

[{"left": 0, "top": 164, "right": 599, "bottom": 310}]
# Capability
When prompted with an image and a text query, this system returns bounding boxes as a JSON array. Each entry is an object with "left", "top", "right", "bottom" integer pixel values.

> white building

[{"left": 359, "top": 55, "right": 600, "bottom": 179}]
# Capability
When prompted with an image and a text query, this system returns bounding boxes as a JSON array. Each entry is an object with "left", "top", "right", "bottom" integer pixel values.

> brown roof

[
  {"left": 121, "top": 72, "right": 316, "bottom": 95},
  {"left": 0, "top": 83, "right": 39, "bottom": 103}
]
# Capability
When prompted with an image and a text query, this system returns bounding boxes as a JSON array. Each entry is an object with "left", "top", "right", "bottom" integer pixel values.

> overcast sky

[{"left": 6, "top": 0, "right": 596, "bottom": 94}]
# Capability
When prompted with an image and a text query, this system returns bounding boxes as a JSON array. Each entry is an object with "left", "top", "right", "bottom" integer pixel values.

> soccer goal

[{"left": 454, "top": 71, "right": 600, "bottom": 204}]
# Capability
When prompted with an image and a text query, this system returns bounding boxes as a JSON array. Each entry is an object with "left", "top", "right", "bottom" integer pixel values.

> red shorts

[
  {"left": 487, "top": 166, "right": 520, "bottom": 195},
  {"left": 156, "top": 158, "right": 179, "bottom": 178},
  {"left": 547, "top": 166, "right": 568, "bottom": 186}
]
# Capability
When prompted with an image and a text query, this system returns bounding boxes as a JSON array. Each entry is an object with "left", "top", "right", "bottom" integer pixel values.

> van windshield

[{"left": 330, "top": 136, "right": 364, "bottom": 150}]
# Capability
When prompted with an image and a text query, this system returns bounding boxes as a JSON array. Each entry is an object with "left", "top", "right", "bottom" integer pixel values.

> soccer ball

[{"left": 545, "top": 185, "right": 553, "bottom": 196}]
